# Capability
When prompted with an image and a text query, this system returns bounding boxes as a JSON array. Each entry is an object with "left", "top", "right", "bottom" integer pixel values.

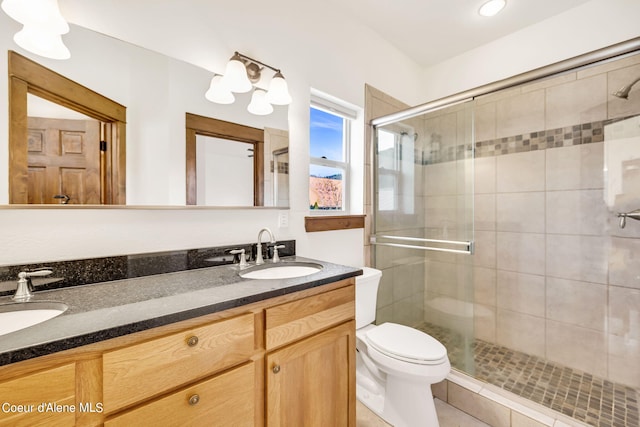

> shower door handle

[{"left": 371, "top": 235, "right": 474, "bottom": 255}]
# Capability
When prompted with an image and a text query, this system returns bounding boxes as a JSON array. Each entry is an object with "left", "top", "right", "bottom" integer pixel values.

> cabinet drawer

[
  {"left": 0, "top": 363, "right": 75, "bottom": 427},
  {"left": 105, "top": 361, "right": 256, "bottom": 427},
  {"left": 103, "top": 312, "right": 255, "bottom": 412},
  {"left": 265, "top": 284, "right": 354, "bottom": 349}
]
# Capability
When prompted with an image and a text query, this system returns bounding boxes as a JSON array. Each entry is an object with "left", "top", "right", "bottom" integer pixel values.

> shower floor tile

[{"left": 417, "top": 322, "right": 639, "bottom": 427}]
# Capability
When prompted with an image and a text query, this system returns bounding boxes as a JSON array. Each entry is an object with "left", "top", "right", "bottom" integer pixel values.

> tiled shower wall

[{"left": 435, "top": 52, "right": 640, "bottom": 389}]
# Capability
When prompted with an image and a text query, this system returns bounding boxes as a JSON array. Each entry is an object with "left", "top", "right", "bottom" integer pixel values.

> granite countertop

[{"left": 0, "top": 256, "right": 362, "bottom": 366}]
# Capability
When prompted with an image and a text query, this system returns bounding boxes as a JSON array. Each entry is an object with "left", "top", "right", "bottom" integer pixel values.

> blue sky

[{"left": 310, "top": 107, "right": 343, "bottom": 161}]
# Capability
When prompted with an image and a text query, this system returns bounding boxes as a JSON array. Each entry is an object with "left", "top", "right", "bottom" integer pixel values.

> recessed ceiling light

[{"left": 479, "top": 0, "right": 506, "bottom": 17}]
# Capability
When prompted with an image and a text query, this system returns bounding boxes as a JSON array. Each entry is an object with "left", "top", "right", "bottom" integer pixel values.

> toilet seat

[{"left": 365, "top": 323, "right": 447, "bottom": 365}]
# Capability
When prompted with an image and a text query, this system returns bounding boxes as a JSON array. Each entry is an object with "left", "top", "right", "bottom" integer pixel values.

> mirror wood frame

[
  {"left": 185, "top": 113, "right": 264, "bottom": 206},
  {"left": 8, "top": 51, "right": 127, "bottom": 204}
]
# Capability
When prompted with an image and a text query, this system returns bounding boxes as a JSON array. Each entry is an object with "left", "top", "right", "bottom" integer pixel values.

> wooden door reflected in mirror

[
  {"left": 27, "top": 97, "right": 102, "bottom": 204},
  {"left": 8, "top": 51, "right": 126, "bottom": 205}
]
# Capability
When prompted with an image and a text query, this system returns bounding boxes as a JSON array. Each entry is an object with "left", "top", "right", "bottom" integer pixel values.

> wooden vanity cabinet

[
  {"left": 264, "top": 285, "right": 356, "bottom": 426},
  {"left": 0, "top": 277, "right": 356, "bottom": 427}
]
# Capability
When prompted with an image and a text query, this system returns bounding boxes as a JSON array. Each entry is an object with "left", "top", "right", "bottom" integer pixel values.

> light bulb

[
  {"left": 247, "top": 89, "right": 273, "bottom": 115},
  {"left": 478, "top": 0, "right": 506, "bottom": 17},
  {"left": 220, "top": 53, "right": 252, "bottom": 93},
  {"left": 2, "top": 0, "right": 69, "bottom": 33},
  {"left": 205, "top": 75, "right": 235, "bottom": 104},
  {"left": 14, "top": 25, "right": 70, "bottom": 59}
]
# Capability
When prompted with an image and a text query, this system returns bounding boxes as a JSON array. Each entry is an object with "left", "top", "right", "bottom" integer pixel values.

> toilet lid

[{"left": 365, "top": 323, "right": 447, "bottom": 363}]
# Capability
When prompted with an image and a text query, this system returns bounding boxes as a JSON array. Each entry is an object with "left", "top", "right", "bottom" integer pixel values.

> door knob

[{"left": 53, "top": 194, "right": 70, "bottom": 204}]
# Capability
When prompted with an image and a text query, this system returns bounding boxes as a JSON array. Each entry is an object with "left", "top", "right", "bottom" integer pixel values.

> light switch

[{"left": 278, "top": 211, "right": 289, "bottom": 228}]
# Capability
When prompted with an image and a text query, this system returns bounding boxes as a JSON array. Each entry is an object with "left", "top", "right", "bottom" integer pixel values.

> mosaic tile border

[
  {"left": 417, "top": 322, "right": 639, "bottom": 427},
  {"left": 270, "top": 160, "right": 289, "bottom": 174},
  {"left": 415, "top": 114, "right": 639, "bottom": 165}
]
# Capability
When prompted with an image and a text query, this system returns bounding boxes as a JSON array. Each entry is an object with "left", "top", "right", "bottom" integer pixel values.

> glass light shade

[
  {"left": 14, "top": 25, "right": 70, "bottom": 59},
  {"left": 478, "top": 0, "right": 506, "bottom": 17},
  {"left": 265, "top": 72, "right": 292, "bottom": 105},
  {"left": 205, "top": 75, "right": 235, "bottom": 104},
  {"left": 2, "top": 0, "right": 69, "bottom": 33},
  {"left": 247, "top": 89, "right": 273, "bottom": 116},
  {"left": 220, "top": 54, "right": 252, "bottom": 93}
]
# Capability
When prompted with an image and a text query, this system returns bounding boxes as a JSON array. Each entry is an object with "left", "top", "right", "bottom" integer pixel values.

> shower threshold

[{"left": 417, "top": 322, "right": 639, "bottom": 427}]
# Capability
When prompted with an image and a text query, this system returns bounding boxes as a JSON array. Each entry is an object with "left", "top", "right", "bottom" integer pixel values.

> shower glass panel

[{"left": 373, "top": 100, "right": 475, "bottom": 374}]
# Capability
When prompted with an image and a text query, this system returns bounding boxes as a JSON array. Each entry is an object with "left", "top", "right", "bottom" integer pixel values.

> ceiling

[
  {"left": 57, "top": 0, "right": 596, "bottom": 71},
  {"left": 326, "top": 0, "right": 594, "bottom": 67}
]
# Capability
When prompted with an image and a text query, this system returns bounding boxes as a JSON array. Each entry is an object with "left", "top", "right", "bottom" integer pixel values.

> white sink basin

[
  {"left": 239, "top": 262, "right": 323, "bottom": 280},
  {"left": 0, "top": 301, "right": 68, "bottom": 336}
]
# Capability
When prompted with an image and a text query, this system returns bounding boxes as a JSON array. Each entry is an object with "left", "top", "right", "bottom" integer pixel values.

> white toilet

[{"left": 356, "top": 267, "right": 450, "bottom": 427}]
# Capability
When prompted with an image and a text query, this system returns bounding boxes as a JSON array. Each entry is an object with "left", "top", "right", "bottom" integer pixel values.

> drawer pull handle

[
  {"left": 272, "top": 364, "right": 281, "bottom": 374},
  {"left": 187, "top": 336, "right": 199, "bottom": 347},
  {"left": 188, "top": 394, "right": 200, "bottom": 406}
]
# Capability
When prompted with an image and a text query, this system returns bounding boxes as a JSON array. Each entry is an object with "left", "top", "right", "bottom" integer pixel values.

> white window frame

[{"left": 309, "top": 95, "right": 358, "bottom": 214}]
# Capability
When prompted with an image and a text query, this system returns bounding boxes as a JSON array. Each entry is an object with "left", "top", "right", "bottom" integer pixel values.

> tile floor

[
  {"left": 418, "top": 322, "right": 640, "bottom": 427},
  {"left": 357, "top": 398, "right": 490, "bottom": 427}
]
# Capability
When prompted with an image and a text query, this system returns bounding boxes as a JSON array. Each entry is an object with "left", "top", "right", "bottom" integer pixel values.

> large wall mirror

[{"left": 0, "top": 15, "right": 290, "bottom": 208}]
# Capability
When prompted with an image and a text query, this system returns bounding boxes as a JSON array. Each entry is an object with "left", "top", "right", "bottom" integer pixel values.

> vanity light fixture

[
  {"left": 478, "top": 0, "right": 506, "bottom": 17},
  {"left": 206, "top": 51, "right": 292, "bottom": 115},
  {"left": 1, "top": 0, "right": 71, "bottom": 59}
]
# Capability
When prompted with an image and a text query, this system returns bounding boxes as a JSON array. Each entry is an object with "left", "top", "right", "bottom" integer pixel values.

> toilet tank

[{"left": 355, "top": 267, "right": 382, "bottom": 329}]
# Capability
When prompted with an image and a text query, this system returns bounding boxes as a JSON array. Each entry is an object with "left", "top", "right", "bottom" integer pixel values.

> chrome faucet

[
  {"left": 13, "top": 269, "right": 53, "bottom": 302},
  {"left": 255, "top": 228, "right": 276, "bottom": 265}
]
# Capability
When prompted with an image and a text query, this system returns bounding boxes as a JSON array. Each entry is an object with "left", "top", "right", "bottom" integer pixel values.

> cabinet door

[
  {"left": 266, "top": 321, "right": 355, "bottom": 427},
  {"left": 0, "top": 363, "right": 75, "bottom": 426}
]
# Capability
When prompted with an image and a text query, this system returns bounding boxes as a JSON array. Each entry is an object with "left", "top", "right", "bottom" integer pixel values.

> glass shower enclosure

[
  {"left": 368, "top": 39, "right": 640, "bottom": 426},
  {"left": 371, "top": 100, "right": 476, "bottom": 374}
]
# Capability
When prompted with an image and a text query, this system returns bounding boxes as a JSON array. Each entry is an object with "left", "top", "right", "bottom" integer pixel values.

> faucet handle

[
  {"left": 228, "top": 249, "right": 247, "bottom": 268},
  {"left": 272, "top": 245, "right": 286, "bottom": 263},
  {"left": 13, "top": 269, "right": 52, "bottom": 302},
  {"left": 23, "top": 269, "right": 53, "bottom": 278}
]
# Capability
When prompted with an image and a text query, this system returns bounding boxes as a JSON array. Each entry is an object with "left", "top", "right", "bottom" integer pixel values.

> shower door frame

[{"left": 371, "top": 37, "right": 640, "bottom": 129}]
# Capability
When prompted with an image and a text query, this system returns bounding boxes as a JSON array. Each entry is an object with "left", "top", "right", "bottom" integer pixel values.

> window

[
  {"left": 376, "top": 127, "right": 415, "bottom": 214},
  {"left": 309, "top": 97, "right": 356, "bottom": 212}
]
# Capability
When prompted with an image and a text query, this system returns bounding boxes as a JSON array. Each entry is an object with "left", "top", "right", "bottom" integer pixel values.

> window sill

[{"left": 304, "top": 215, "right": 365, "bottom": 232}]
